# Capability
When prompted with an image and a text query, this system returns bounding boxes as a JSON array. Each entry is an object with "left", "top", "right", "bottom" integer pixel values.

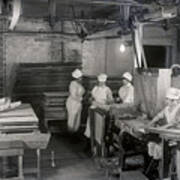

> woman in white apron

[
  {"left": 66, "top": 69, "right": 85, "bottom": 133},
  {"left": 84, "top": 73, "right": 114, "bottom": 138},
  {"left": 118, "top": 72, "right": 134, "bottom": 104},
  {"left": 147, "top": 87, "right": 180, "bottom": 180}
]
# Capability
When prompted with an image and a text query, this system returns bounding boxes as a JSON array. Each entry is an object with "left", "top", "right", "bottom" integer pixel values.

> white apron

[
  {"left": 66, "top": 81, "right": 85, "bottom": 132},
  {"left": 118, "top": 83, "right": 134, "bottom": 104},
  {"left": 84, "top": 85, "right": 113, "bottom": 138},
  {"left": 148, "top": 104, "right": 180, "bottom": 161}
]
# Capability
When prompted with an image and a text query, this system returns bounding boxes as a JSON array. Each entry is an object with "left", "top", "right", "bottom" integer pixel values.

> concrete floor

[{"left": 24, "top": 134, "right": 117, "bottom": 180}]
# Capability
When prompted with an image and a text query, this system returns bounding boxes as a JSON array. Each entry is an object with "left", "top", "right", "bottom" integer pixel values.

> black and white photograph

[{"left": 0, "top": 0, "right": 180, "bottom": 180}]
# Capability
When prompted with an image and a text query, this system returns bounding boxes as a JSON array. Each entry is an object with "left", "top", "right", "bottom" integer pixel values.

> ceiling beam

[{"left": 84, "top": 0, "right": 150, "bottom": 7}]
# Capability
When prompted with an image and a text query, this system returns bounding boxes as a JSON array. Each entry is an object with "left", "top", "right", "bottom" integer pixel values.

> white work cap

[
  {"left": 72, "top": 69, "right": 83, "bottom": 79},
  {"left": 98, "top": 73, "right": 107, "bottom": 82},
  {"left": 166, "top": 87, "right": 180, "bottom": 100},
  {"left": 122, "top": 72, "right": 133, "bottom": 82}
]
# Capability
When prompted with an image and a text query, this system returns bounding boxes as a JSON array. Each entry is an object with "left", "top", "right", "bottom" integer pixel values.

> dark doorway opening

[{"left": 144, "top": 45, "right": 166, "bottom": 68}]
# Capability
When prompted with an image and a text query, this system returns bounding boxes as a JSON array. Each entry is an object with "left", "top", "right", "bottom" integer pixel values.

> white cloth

[
  {"left": 98, "top": 74, "right": 107, "bottom": 82},
  {"left": 72, "top": 69, "right": 83, "bottom": 79},
  {"left": 92, "top": 85, "right": 113, "bottom": 105},
  {"left": 66, "top": 81, "right": 85, "bottom": 132},
  {"left": 122, "top": 72, "right": 132, "bottom": 82},
  {"left": 154, "top": 104, "right": 180, "bottom": 124},
  {"left": 148, "top": 142, "right": 162, "bottom": 160},
  {"left": 84, "top": 85, "right": 113, "bottom": 138},
  {"left": 166, "top": 87, "right": 180, "bottom": 100},
  {"left": 118, "top": 83, "right": 134, "bottom": 104}
]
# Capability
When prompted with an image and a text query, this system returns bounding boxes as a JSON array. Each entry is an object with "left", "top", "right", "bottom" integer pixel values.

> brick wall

[{"left": 2, "top": 17, "right": 82, "bottom": 96}]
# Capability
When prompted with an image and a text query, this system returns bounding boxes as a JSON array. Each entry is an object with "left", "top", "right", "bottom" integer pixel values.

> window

[{"left": 143, "top": 45, "right": 167, "bottom": 68}]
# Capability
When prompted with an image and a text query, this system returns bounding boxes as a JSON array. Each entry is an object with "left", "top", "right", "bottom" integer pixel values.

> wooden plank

[
  {"left": 43, "top": 92, "right": 69, "bottom": 97},
  {"left": 0, "top": 125, "right": 38, "bottom": 133},
  {"left": 0, "top": 149, "right": 24, "bottom": 157},
  {"left": 18, "top": 62, "right": 81, "bottom": 67},
  {"left": 0, "top": 141, "right": 24, "bottom": 149},
  {"left": 48, "top": 0, "right": 57, "bottom": 27},
  {"left": 0, "top": 132, "right": 50, "bottom": 149},
  {"left": 24, "top": 168, "right": 38, "bottom": 174},
  {"left": 0, "top": 103, "right": 39, "bottom": 133},
  {"left": 0, "top": 116, "right": 38, "bottom": 123},
  {"left": 146, "top": 126, "right": 180, "bottom": 136},
  {"left": 0, "top": 104, "right": 38, "bottom": 123}
]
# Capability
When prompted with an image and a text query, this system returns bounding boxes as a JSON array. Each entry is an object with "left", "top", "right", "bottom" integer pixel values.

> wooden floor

[{"left": 24, "top": 134, "right": 117, "bottom": 180}]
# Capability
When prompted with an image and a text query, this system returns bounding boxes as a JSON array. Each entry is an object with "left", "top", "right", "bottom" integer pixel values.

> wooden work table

[
  {"left": 0, "top": 103, "right": 39, "bottom": 133},
  {"left": 110, "top": 104, "right": 149, "bottom": 138},
  {"left": 0, "top": 103, "right": 51, "bottom": 180},
  {"left": 111, "top": 105, "right": 180, "bottom": 179},
  {"left": 114, "top": 118, "right": 148, "bottom": 139}
]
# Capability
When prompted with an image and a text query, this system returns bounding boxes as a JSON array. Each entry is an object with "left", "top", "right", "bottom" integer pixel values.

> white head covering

[
  {"left": 122, "top": 72, "right": 133, "bottom": 82},
  {"left": 98, "top": 73, "right": 107, "bottom": 82},
  {"left": 72, "top": 69, "right": 83, "bottom": 79},
  {"left": 166, "top": 87, "right": 180, "bottom": 100}
]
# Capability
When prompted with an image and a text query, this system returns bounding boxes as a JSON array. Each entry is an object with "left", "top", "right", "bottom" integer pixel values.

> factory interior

[{"left": 1, "top": 0, "right": 180, "bottom": 180}]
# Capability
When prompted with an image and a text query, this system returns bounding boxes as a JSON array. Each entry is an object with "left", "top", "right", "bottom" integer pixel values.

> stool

[
  {"left": 0, "top": 148, "right": 24, "bottom": 180},
  {"left": 120, "top": 171, "right": 148, "bottom": 180}
]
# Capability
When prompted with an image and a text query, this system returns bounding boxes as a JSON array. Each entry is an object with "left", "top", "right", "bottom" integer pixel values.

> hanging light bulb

[{"left": 119, "top": 43, "right": 126, "bottom": 53}]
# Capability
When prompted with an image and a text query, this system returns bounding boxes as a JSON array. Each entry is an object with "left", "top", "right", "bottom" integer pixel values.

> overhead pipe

[{"left": 9, "top": 0, "right": 21, "bottom": 30}]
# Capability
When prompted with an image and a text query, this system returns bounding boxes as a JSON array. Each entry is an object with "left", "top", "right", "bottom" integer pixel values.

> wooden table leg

[
  {"left": 51, "top": 150, "right": 56, "bottom": 168},
  {"left": 160, "top": 138, "right": 164, "bottom": 180},
  {"left": 18, "top": 154, "right": 24, "bottom": 180},
  {"left": 160, "top": 138, "right": 169, "bottom": 180},
  {"left": 2, "top": 157, "right": 8, "bottom": 178},
  {"left": 37, "top": 149, "right": 41, "bottom": 180}
]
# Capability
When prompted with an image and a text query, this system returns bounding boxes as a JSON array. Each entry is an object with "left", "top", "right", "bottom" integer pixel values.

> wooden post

[
  {"left": 9, "top": 0, "right": 22, "bottom": 30},
  {"left": 18, "top": 155, "right": 24, "bottom": 179},
  {"left": 48, "top": 0, "right": 57, "bottom": 28},
  {"left": 37, "top": 149, "right": 41, "bottom": 180}
]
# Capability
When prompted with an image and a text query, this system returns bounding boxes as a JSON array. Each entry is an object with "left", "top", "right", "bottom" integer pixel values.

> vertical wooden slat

[
  {"left": 9, "top": 0, "right": 22, "bottom": 30},
  {"left": 61, "top": 41, "right": 65, "bottom": 62},
  {"left": 48, "top": 0, "right": 56, "bottom": 28},
  {"left": 37, "top": 149, "right": 41, "bottom": 180},
  {"left": 18, "top": 154, "right": 24, "bottom": 179}
]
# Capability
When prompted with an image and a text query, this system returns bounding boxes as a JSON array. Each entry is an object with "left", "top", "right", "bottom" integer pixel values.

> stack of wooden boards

[
  {"left": 0, "top": 103, "right": 38, "bottom": 133},
  {"left": 41, "top": 92, "right": 68, "bottom": 132}
]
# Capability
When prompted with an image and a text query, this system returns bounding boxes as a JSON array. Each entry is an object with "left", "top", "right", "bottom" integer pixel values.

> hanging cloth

[{"left": 156, "top": 69, "right": 172, "bottom": 113}]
